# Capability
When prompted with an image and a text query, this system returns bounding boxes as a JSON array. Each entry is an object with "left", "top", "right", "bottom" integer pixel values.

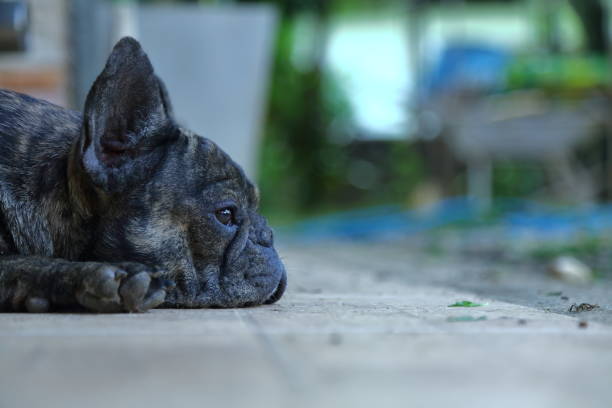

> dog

[{"left": 0, "top": 37, "right": 286, "bottom": 312}]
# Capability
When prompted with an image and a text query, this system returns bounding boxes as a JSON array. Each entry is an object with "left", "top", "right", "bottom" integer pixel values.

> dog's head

[{"left": 72, "top": 37, "right": 286, "bottom": 308}]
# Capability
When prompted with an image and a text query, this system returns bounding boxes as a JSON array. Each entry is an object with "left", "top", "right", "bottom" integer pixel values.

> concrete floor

[{"left": 1, "top": 241, "right": 611, "bottom": 408}]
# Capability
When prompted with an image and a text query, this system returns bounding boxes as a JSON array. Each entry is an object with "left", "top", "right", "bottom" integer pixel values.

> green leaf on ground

[
  {"left": 447, "top": 315, "right": 487, "bottom": 322},
  {"left": 448, "top": 300, "right": 486, "bottom": 307}
]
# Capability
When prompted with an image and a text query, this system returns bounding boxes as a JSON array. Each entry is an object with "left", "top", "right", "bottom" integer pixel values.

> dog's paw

[{"left": 76, "top": 263, "right": 174, "bottom": 313}]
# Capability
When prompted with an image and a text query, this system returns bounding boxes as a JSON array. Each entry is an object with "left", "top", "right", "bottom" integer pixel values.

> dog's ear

[
  {"left": 79, "top": 37, "right": 176, "bottom": 192},
  {"left": 156, "top": 74, "right": 174, "bottom": 118}
]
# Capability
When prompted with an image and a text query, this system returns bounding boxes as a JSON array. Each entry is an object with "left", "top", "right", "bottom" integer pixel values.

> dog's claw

[
  {"left": 140, "top": 289, "right": 167, "bottom": 311},
  {"left": 114, "top": 270, "right": 128, "bottom": 281},
  {"left": 84, "top": 266, "right": 122, "bottom": 300},
  {"left": 119, "top": 272, "right": 151, "bottom": 312}
]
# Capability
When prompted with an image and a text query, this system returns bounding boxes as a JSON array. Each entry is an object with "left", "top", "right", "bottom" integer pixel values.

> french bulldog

[{"left": 0, "top": 37, "right": 286, "bottom": 312}]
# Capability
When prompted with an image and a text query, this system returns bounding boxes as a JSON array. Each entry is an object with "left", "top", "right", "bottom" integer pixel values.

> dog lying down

[{"left": 0, "top": 37, "right": 286, "bottom": 312}]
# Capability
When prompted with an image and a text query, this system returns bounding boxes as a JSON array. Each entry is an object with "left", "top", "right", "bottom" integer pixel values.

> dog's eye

[{"left": 215, "top": 208, "right": 235, "bottom": 226}]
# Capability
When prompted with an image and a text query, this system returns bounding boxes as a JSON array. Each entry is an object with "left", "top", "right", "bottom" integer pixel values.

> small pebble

[
  {"left": 561, "top": 296, "right": 569, "bottom": 301},
  {"left": 548, "top": 256, "right": 593, "bottom": 284},
  {"left": 518, "top": 319, "right": 527, "bottom": 326},
  {"left": 578, "top": 320, "right": 588, "bottom": 329}
]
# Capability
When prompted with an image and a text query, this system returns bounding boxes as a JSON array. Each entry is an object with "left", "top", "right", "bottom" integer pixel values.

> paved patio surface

[{"left": 1, "top": 241, "right": 611, "bottom": 408}]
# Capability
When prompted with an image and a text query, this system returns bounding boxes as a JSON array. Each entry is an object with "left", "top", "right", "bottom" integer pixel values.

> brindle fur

[{"left": 0, "top": 37, "right": 286, "bottom": 312}]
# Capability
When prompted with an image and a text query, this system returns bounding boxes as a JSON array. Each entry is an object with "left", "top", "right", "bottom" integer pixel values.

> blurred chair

[
  {"left": 416, "top": 45, "right": 611, "bottom": 209},
  {"left": 446, "top": 90, "right": 606, "bottom": 208}
]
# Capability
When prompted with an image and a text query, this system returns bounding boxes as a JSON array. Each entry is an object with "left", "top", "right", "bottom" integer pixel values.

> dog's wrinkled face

[{"left": 74, "top": 37, "right": 286, "bottom": 308}]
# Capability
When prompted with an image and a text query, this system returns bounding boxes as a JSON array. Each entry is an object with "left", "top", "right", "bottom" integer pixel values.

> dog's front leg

[{"left": 0, "top": 256, "right": 172, "bottom": 312}]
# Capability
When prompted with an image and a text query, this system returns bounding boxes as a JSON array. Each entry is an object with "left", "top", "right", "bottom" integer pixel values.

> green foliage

[
  {"left": 250, "top": 0, "right": 436, "bottom": 222},
  {"left": 492, "top": 162, "right": 546, "bottom": 198},
  {"left": 256, "top": 7, "right": 428, "bottom": 222},
  {"left": 529, "top": 235, "right": 611, "bottom": 261},
  {"left": 506, "top": 55, "right": 612, "bottom": 91},
  {"left": 257, "top": 17, "right": 354, "bottom": 217},
  {"left": 389, "top": 142, "right": 426, "bottom": 200},
  {"left": 448, "top": 300, "right": 486, "bottom": 307}
]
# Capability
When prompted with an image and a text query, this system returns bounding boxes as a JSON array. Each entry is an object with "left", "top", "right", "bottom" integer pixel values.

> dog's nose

[{"left": 264, "top": 272, "right": 286, "bottom": 305}]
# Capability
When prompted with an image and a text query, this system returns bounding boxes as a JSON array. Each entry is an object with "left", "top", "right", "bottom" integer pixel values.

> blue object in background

[
  {"left": 419, "top": 44, "right": 511, "bottom": 102},
  {"left": 279, "top": 197, "right": 612, "bottom": 243}
]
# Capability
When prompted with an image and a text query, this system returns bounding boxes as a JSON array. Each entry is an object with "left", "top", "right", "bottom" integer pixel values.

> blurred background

[{"left": 3, "top": 0, "right": 612, "bottom": 279}]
